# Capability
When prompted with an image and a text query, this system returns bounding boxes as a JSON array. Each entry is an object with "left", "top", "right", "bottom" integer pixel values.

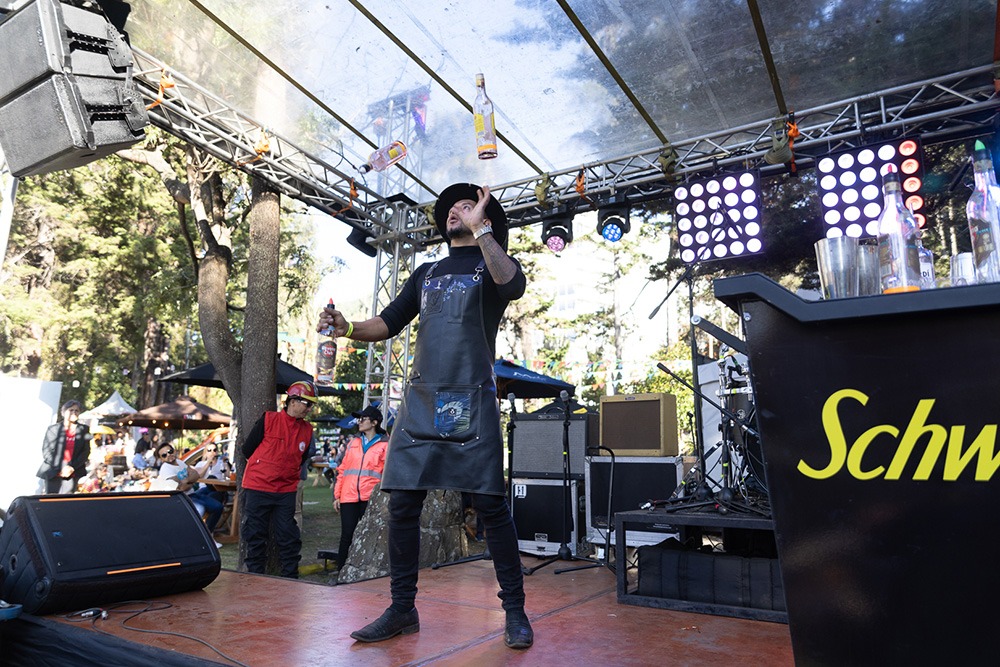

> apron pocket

[{"left": 402, "top": 382, "right": 482, "bottom": 443}]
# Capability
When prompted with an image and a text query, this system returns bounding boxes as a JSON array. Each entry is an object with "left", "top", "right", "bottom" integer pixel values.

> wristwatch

[{"left": 473, "top": 225, "right": 493, "bottom": 240}]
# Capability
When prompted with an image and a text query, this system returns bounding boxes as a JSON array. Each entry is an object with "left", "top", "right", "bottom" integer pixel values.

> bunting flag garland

[{"left": 333, "top": 344, "right": 685, "bottom": 393}]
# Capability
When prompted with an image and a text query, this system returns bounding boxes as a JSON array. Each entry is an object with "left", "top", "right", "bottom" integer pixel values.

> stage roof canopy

[{"left": 122, "top": 0, "right": 994, "bottom": 215}]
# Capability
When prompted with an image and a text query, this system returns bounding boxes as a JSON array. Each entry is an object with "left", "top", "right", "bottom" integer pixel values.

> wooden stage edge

[{"left": 1, "top": 560, "right": 793, "bottom": 666}]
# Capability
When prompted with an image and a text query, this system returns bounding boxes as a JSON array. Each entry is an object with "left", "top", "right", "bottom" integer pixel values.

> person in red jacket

[
  {"left": 241, "top": 381, "right": 317, "bottom": 578},
  {"left": 333, "top": 405, "right": 388, "bottom": 570}
]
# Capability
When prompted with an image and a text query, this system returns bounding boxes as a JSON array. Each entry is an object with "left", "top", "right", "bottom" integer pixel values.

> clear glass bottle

[
  {"left": 473, "top": 73, "right": 497, "bottom": 160},
  {"left": 359, "top": 141, "right": 407, "bottom": 173},
  {"left": 316, "top": 298, "right": 336, "bottom": 386},
  {"left": 966, "top": 139, "right": 1000, "bottom": 283},
  {"left": 916, "top": 232, "right": 936, "bottom": 289},
  {"left": 876, "top": 165, "right": 922, "bottom": 293}
]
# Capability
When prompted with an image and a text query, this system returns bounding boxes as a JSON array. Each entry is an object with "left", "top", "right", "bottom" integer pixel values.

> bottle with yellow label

[
  {"left": 473, "top": 73, "right": 497, "bottom": 160},
  {"left": 876, "top": 165, "right": 922, "bottom": 293},
  {"left": 359, "top": 141, "right": 407, "bottom": 173}
]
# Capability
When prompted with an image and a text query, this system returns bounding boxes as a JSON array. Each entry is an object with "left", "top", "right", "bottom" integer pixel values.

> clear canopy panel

[{"left": 124, "top": 0, "right": 996, "bottom": 208}]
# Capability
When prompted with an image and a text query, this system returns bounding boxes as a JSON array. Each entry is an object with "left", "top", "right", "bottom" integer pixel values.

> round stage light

[
  {"left": 860, "top": 167, "right": 878, "bottom": 183},
  {"left": 837, "top": 153, "right": 855, "bottom": 169},
  {"left": 842, "top": 189, "right": 859, "bottom": 204},
  {"left": 901, "top": 158, "right": 920, "bottom": 174},
  {"left": 723, "top": 176, "right": 738, "bottom": 191},
  {"left": 675, "top": 186, "right": 689, "bottom": 200},
  {"left": 823, "top": 192, "right": 840, "bottom": 208},
  {"left": 905, "top": 195, "right": 924, "bottom": 211},
  {"left": 878, "top": 144, "right": 897, "bottom": 161},
  {"left": 858, "top": 149, "right": 876, "bottom": 165},
  {"left": 903, "top": 177, "right": 922, "bottom": 192},
  {"left": 820, "top": 175, "right": 838, "bottom": 190},
  {"left": 899, "top": 139, "right": 918, "bottom": 156},
  {"left": 818, "top": 157, "right": 836, "bottom": 173}
]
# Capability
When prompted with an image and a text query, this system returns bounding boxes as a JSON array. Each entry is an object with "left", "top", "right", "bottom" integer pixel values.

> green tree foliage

[
  {"left": 1, "top": 155, "right": 189, "bottom": 407},
  {"left": 620, "top": 339, "right": 698, "bottom": 455},
  {"left": 0, "top": 130, "right": 323, "bottom": 413}
]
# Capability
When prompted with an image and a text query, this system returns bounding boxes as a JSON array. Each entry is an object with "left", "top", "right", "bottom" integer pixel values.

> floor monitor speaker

[{"left": 0, "top": 492, "right": 221, "bottom": 615}]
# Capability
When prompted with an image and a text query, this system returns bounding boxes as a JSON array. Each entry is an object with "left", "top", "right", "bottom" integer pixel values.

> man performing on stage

[{"left": 317, "top": 183, "right": 532, "bottom": 649}]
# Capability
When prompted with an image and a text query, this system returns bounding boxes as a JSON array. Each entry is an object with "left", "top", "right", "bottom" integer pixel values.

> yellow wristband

[{"left": 344, "top": 321, "right": 354, "bottom": 338}]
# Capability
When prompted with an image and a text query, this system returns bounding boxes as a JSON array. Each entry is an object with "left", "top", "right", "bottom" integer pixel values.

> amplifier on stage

[
  {"left": 511, "top": 478, "right": 581, "bottom": 557},
  {"left": 599, "top": 393, "right": 679, "bottom": 457},
  {"left": 584, "top": 456, "right": 689, "bottom": 547},
  {"left": 510, "top": 412, "right": 597, "bottom": 480}
]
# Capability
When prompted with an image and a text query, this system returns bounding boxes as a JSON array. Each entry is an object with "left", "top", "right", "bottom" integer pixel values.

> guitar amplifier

[
  {"left": 511, "top": 478, "right": 581, "bottom": 557},
  {"left": 510, "top": 412, "right": 596, "bottom": 480},
  {"left": 585, "top": 456, "right": 689, "bottom": 547}
]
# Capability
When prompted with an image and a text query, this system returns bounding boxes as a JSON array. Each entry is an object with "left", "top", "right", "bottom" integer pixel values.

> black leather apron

[{"left": 381, "top": 260, "right": 505, "bottom": 495}]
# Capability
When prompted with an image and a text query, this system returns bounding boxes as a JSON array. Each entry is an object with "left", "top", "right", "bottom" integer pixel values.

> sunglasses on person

[
  {"left": 290, "top": 397, "right": 314, "bottom": 407},
  {"left": 158, "top": 448, "right": 175, "bottom": 459},
  {"left": 205, "top": 447, "right": 217, "bottom": 453},
  {"left": 357, "top": 416, "right": 372, "bottom": 422}
]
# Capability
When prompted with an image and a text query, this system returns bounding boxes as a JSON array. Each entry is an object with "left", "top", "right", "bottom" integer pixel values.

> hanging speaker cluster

[{"left": 0, "top": 0, "right": 148, "bottom": 177}]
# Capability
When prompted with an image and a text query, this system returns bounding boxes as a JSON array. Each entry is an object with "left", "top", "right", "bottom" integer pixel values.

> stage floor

[{"left": 26, "top": 559, "right": 793, "bottom": 666}]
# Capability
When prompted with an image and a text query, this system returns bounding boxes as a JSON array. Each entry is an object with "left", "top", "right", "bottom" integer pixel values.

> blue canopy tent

[{"left": 494, "top": 359, "right": 575, "bottom": 400}]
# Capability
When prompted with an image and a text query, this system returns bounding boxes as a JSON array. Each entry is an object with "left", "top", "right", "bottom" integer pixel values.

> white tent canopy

[{"left": 79, "top": 390, "right": 137, "bottom": 421}]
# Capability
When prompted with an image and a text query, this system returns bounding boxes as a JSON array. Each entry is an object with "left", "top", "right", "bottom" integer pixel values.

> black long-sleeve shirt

[{"left": 378, "top": 245, "right": 525, "bottom": 359}]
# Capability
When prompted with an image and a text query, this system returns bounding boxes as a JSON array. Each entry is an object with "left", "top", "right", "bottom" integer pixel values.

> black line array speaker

[
  {"left": 0, "top": 492, "right": 221, "bottom": 615},
  {"left": 0, "top": 0, "right": 148, "bottom": 177},
  {"left": 511, "top": 412, "right": 597, "bottom": 480}
]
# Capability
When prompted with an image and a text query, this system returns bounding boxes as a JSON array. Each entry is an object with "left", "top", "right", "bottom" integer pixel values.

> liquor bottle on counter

[
  {"left": 473, "top": 73, "right": 497, "bottom": 159},
  {"left": 359, "top": 141, "right": 407, "bottom": 173},
  {"left": 316, "top": 299, "right": 336, "bottom": 386},
  {"left": 966, "top": 139, "right": 1000, "bottom": 283},
  {"left": 916, "top": 233, "right": 936, "bottom": 289},
  {"left": 876, "top": 165, "right": 922, "bottom": 293}
]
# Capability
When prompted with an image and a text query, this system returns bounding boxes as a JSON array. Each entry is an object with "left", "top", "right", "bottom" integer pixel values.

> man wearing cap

[
  {"left": 333, "top": 404, "right": 389, "bottom": 571},
  {"left": 241, "top": 380, "right": 318, "bottom": 578},
  {"left": 318, "top": 183, "right": 533, "bottom": 649}
]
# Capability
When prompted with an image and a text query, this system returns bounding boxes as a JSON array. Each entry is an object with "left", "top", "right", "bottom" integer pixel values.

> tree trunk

[{"left": 237, "top": 176, "right": 281, "bottom": 573}]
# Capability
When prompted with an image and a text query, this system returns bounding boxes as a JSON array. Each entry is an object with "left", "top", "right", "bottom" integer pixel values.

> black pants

[
  {"left": 337, "top": 500, "right": 368, "bottom": 569},
  {"left": 388, "top": 490, "right": 525, "bottom": 612},
  {"left": 241, "top": 489, "right": 300, "bottom": 578}
]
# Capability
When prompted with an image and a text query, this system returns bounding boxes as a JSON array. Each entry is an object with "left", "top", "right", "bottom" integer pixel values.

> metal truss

[
  {"left": 364, "top": 206, "right": 418, "bottom": 418},
  {"left": 125, "top": 47, "right": 998, "bottom": 391},
  {"left": 399, "top": 65, "right": 1000, "bottom": 241},
  {"left": 129, "top": 48, "right": 392, "bottom": 234}
]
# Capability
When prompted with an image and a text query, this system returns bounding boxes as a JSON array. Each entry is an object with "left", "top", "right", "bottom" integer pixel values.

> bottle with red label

[{"left": 316, "top": 299, "right": 337, "bottom": 386}]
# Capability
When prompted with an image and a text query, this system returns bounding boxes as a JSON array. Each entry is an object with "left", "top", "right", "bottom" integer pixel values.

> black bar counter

[{"left": 713, "top": 273, "right": 1000, "bottom": 666}]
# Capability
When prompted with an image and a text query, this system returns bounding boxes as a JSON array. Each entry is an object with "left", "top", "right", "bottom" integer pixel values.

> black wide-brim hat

[{"left": 433, "top": 182, "right": 508, "bottom": 249}]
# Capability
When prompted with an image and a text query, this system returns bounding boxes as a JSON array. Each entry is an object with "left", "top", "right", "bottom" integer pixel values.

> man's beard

[{"left": 447, "top": 224, "right": 472, "bottom": 241}]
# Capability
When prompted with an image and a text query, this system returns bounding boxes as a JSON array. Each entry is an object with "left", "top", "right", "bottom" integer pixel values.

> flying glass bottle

[{"left": 473, "top": 73, "right": 497, "bottom": 159}]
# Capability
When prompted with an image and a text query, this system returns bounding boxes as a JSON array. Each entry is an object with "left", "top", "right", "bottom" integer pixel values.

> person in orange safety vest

[{"left": 333, "top": 404, "right": 388, "bottom": 570}]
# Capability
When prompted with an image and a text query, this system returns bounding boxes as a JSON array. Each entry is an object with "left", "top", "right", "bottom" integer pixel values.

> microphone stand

[
  {"left": 554, "top": 446, "right": 616, "bottom": 575},
  {"left": 654, "top": 362, "right": 768, "bottom": 517},
  {"left": 524, "top": 391, "right": 599, "bottom": 575}
]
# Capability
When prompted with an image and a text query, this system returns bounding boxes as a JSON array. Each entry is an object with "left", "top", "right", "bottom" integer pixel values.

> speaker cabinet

[
  {"left": 511, "top": 478, "right": 580, "bottom": 556},
  {"left": 510, "top": 412, "right": 596, "bottom": 480},
  {"left": 0, "top": 0, "right": 147, "bottom": 177},
  {"left": 0, "top": 492, "right": 221, "bottom": 615},
  {"left": 585, "top": 456, "right": 687, "bottom": 547},
  {"left": 600, "top": 393, "right": 679, "bottom": 457}
]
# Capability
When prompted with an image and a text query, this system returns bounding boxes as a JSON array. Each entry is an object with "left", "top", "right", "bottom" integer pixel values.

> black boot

[
  {"left": 350, "top": 607, "right": 420, "bottom": 643},
  {"left": 504, "top": 609, "right": 533, "bottom": 649}
]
